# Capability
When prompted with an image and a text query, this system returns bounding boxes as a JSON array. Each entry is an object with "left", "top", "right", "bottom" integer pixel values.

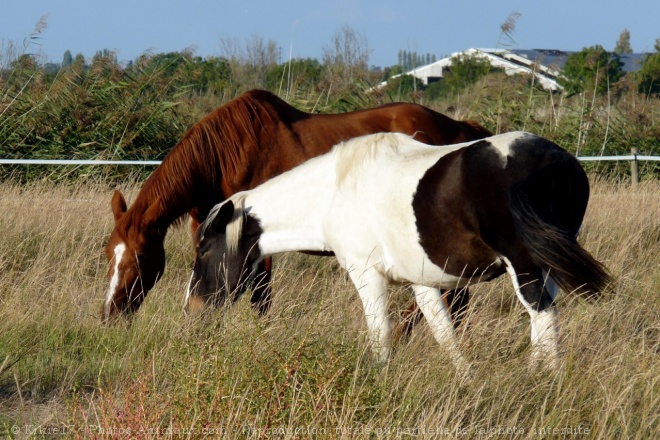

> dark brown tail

[{"left": 509, "top": 157, "right": 612, "bottom": 296}]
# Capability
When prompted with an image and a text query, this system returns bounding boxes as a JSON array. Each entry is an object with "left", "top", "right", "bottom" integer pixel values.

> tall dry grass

[{"left": 0, "top": 177, "right": 658, "bottom": 439}]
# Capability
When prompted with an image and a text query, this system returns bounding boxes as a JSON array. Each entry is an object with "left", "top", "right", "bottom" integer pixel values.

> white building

[
  {"left": 379, "top": 48, "right": 646, "bottom": 93},
  {"left": 380, "top": 48, "right": 563, "bottom": 91}
]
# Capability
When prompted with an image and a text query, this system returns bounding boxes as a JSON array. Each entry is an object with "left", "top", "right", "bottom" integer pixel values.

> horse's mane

[
  {"left": 200, "top": 194, "right": 247, "bottom": 254},
  {"left": 120, "top": 90, "right": 295, "bottom": 231},
  {"left": 334, "top": 132, "right": 412, "bottom": 187}
]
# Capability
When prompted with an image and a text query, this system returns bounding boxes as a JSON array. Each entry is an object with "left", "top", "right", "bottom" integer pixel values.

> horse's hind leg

[
  {"left": 411, "top": 285, "right": 470, "bottom": 372},
  {"left": 395, "top": 287, "right": 470, "bottom": 341},
  {"left": 502, "top": 257, "right": 560, "bottom": 368},
  {"left": 445, "top": 287, "right": 470, "bottom": 327}
]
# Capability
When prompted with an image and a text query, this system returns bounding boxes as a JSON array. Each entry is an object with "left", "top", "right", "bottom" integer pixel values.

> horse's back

[
  {"left": 412, "top": 131, "right": 584, "bottom": 222},
  {"left": 361, "top": 102, "right": 492, "bottom": 145},
  {"left": 325, "top": 133, "right": 465, "bottom": 282}
]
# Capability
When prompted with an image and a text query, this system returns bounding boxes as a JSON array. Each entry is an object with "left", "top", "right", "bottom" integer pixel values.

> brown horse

[{"left": 103, "top": 89, "right": 492, "bottom": 324}]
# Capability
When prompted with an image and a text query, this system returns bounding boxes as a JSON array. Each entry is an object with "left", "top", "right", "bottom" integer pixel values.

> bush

[
  {"left": 558, "top": 45, "right": 624, "bottom": 96},
  {"left": 637, "top": 40, "right": 660, "bottom": 96}
]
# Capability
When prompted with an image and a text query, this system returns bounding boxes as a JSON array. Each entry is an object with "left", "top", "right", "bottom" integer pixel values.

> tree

[
  {"left": 219, "top": 34, "right": 278, "bottom": 89},
  {"left": 73, "top": 53, "right": 85, "bottom": 68},
  {"left": 434, "top": 53, "right": 493, "bottom": 96},
  {"left": 195, "top": 56, "right": 232, "bottom": 92},
  {"left": 266, "top": 57, "right": 322, "bottom": 93},
  {"left": 383, "top": 74, "right": 425, "bottom": 99},
  {"left": 558, "top": 45, "right": 624, "bottom": 95},
  {"left": 177, "top": 55, "right": 232, "bottom": 93},
  {"left": 62, "top": 50, "right": 73, "bottom": 67},
  {"left": 10, "top": 53, "right": 39, "bottom": 71},
  {"left": 614, "top": 29, "right": 633, "bottom": 54},
  {"left": 322, "top": 25, "right": 370, "bottom": 85},
  {"left": 637, "top": 38, "right": 660, "bottom": 95},
  {"left": 141, "top": 51, "right": 190, "bottom": 77},
  {"left": 396, "top": 51, "right": 437, "bottom": 70},
  {"left": 92, "top": 49, "right": 117, "bottom": 64}
]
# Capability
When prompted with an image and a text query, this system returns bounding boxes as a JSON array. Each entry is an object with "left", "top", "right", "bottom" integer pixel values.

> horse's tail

[{"left": 509, "top": 155, "right": 612, "bottom": 297}]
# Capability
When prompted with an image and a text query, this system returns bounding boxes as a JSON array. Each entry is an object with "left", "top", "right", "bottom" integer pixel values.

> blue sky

[{"left": 2, "top": 1, "right": 658, "bottom": 68}]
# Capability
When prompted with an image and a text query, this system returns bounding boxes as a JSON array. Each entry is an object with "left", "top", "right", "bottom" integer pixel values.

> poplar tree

[
  {"left": 62, "top": 50, "right": 73, "bottom": 67},
  {"left": 614, "top": 29, "right": 633, "bottom": 54}
]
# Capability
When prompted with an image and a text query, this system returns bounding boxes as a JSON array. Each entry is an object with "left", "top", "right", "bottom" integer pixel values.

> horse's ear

[
  {"left": 212, "top": 201, "right": 234, "bottom": 232},
  {"left": 111, "top": 190, "right": 127, "bottom": 222}
]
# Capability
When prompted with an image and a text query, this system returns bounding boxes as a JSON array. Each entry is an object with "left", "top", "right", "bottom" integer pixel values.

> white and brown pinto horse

[{"left": 187, "top": 131, "right": 611, "bottom": 368}]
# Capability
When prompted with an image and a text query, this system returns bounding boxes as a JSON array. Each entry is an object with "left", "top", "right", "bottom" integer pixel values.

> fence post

[{"left": 630, "top": 148, "right": 639, "bottom": 186}]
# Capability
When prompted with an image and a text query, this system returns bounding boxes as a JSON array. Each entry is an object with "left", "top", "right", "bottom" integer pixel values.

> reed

[{"left": 2, "top": 26, "right": 659, "bottom": 184}]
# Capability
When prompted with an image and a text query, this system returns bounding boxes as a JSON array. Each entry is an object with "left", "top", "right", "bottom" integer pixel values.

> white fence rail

[
  {"left": 3, "top": 156, "right": 659, "bottom": 166},
  {"left": 2, "top": 152, "right": 659, "bottom": 185},
  {"left": 0, "top": 159, "right": 162, "bottom": 166},
  {"left": 576, "top": 155, "right": 660, "bottom": 162}
]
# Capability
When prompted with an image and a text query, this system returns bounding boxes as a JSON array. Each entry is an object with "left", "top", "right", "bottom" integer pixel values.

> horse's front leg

[
  {"left": 185, "top": 215, "right": 208, "bottom": 314},
  {"left": 348, "top": 267, "right": 392, "bottom": 363},
  {"left": 250, "top": 258, "right": 273, "bottom": 315}
]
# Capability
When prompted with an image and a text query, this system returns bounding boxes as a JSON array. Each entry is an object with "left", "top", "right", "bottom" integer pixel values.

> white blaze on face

[
  {"left": 184, "top": 271, "right": 195, "bottom": 311},
  {"left": 105, "top": 243, "right": 126, "bottom": 317}
]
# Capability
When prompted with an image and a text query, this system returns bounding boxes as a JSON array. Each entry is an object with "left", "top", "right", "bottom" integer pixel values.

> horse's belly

[
  {"left": 389, "top": 264, "right": 468, "bottom": 289},
  {"left": 387, "top": 249, "right": 504, "bottom": 289}
]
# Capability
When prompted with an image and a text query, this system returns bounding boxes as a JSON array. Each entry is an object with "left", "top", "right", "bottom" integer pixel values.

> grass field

[{"left": 0, "top": 177, "right": 659, "bottom": 439}]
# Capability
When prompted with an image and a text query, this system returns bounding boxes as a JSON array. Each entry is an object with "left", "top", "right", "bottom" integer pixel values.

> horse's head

[
  {"left": 102, "top": 190, "right": 166, "bottom": 322},
  {"left": 186, "top": 198, "right": 263, "bottom": 313}
]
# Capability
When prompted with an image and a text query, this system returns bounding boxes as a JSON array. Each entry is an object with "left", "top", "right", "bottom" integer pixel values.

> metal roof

[{"left": 506, "top": 49, "right": 646, "bottom": 73}]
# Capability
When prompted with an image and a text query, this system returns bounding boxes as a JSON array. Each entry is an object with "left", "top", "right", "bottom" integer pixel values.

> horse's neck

[
  {"left": 246, "top": 157, "right": 334, "bottom": 256},
  {"left": 130, "top": 164, "right": 202, "bottom": 233}
]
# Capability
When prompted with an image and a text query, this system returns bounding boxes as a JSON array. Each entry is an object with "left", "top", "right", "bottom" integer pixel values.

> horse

[
  {"left": 103, "top": 89, "right": 492, "bottom": 323},
  {"left": 187, "top": 131, "right": 611, "bottom": 368}
]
